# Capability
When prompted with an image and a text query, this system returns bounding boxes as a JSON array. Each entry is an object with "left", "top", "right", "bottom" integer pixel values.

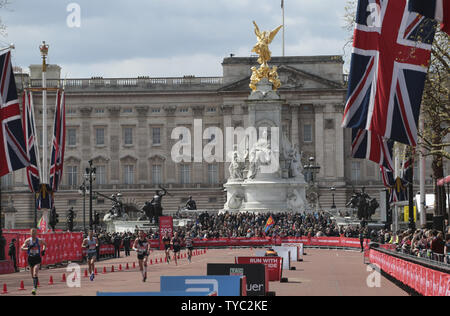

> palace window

[
  {"left": 208, "top": 164, "right": 219, "bottom": 184},
  {"left": 96, "top": 128, "right": 105, "bottom": 146},
  {"left": 68, "top": 128, "right": 77, "bottom": 146},
  {"left": 96, "top": 165, "right": 106, "bottom": 185},
  {"left": 152, "top": 127, "right": 161, "bottom": 145},
  {"left": 303, "top": 124, "right": 313, "bottom": 143},
  {"left": 152, "top": 165, "right": 162, "bottom": 185},
  {"left": 123, "top": 127, "right": 133, "bottom": 145},
  {"left": 67, "top": 166, "right": 78, "bottom": 187},
  {"left": 180, "top": 165, "right": 191, "bottom": 185},
  {"left": 123, "top": 165, "right": 134, "bottom": 185},
  {"left": 351, "top": 162, "right": 361, "bottom": 182}
]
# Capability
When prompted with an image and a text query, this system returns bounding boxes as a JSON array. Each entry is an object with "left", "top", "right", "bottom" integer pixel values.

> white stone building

[{"left": 0, "top": 55, "right": 442, "bottom": 229}]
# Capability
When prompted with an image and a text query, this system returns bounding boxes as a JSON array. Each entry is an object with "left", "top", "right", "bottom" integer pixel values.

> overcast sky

[{"left": 0, "top": 0, "right": 350, "bottom": 78}]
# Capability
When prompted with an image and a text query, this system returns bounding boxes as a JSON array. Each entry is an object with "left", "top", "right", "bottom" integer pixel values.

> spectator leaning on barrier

[
  {"left": 431, "top": 232, "right": 446, "bottom": 262},
  {"left": 445, "top": 234, "right": 450, "bottom": 264}
]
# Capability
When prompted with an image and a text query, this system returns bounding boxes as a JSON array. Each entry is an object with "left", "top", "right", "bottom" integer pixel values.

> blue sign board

[{"left": 160, "top": 275, "right": 243, "bottom": 296}]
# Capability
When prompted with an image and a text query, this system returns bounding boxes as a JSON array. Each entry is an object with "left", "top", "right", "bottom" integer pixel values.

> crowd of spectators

[
  {"left": 90, "top": 211, "right": 449, "bottom": 264},
  {"left": 371, "top": 228, "right": 450, "bottom": 263}
]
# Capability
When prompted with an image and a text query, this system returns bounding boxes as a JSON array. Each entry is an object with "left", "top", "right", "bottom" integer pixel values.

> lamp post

[
  {"left": 331, "top": 187, "right": 336, "bottom": 209},
  {"left": 86, "top": 160, "right": 96, "bottom": 230},
  {"left": 78, "top": 180, "right": 88, "bottom": 233}
]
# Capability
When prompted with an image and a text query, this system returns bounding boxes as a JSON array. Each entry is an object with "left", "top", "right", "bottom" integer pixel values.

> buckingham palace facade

[{"left": 0, "top": 55, "right": 441, "bottom": 229}]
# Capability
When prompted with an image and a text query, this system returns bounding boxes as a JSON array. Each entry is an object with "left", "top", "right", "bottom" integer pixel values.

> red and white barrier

[
  {"left": 3, "top": 232, "right": 83, "bottom": 269},
  {"left": 369, "top": 249, "right": 450, "bottom": 296}
]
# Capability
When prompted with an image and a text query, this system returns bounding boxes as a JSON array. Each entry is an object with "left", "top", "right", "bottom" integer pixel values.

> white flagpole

[
  {"left": 40, "top": 41, "right": 49, "bottom": 186},
  {"left": 282, "top": 0, "right": 285, "bottom": 57}
]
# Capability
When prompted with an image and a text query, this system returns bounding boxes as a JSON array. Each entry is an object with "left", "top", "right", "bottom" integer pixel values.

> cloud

[
  {"left": 60, "top": 54, "right": 224, "bottom": 78},
  {"left": 1, "top": 0, "right": 350, "bottom": 77}
]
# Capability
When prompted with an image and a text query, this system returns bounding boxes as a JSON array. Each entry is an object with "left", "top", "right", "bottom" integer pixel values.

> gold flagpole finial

[{"left": 39, "top": 41, "right": 49, "bottom": 72}]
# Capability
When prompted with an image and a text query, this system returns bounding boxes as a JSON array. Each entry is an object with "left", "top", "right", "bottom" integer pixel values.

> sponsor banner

[
  {"left": 0, "top": 260, "right": 14, "bottom": 275},
  {"left": 281, "top": 243, "right": 304, "bottom": 258},
  {"left": 97, "top": 291, "right": 215, "bottom": 296},
  {"left": 160, "top": 275, "right": 246, "bottom": 297},
  {"left": 272, "top": 248, "right": 291, "bottom": 270},
  {"left": 4, "top": 232, "right": 83, "bottom": 269},
  {"left": 186, "top": 237, "right": 371, "bottom": 249},
  {"left": 369, "top": 249, "right": 450, "bottom": 296},
  {"left": 275, "top": 246, "right": 299, "bottom": 262},
  {"left": 235, "top": 256, "right": 283, "bottom": 282},
  {"left": 207, "top": 263, "right": 268, "bottom": 297},
  {"left": 159, "top": 216, "right": 173, "bottom": 250}
]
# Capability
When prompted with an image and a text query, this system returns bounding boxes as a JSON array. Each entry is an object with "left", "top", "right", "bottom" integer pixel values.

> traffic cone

[
  {"left": 126, "top": 263, "right": 129, "bottom": 270},
  {"left": 150, "top": 259, "right": 153, "bottom": 265},
  {"left": 84, "top": 269, "right": 88, "bottom": 278},
  {"left": 160, "top": 258, "right": 163, "bottom": 263},
  {"left": 48, "top": 276, "right": 54, "bottom": 286},
  {"left": 133, "top": 262, "right": 136, "bottom": 269},
  {"left": 2, "top": 284, "right": 8, "bottom": 294},
  {"left": 94, "top": 268, "right": 98, "bottom": 275},
  {"left": 102, "top": 267, "right": 107, "bottom": 274},
  {"left": 111, "top": 266, "right": 115, "bottom": 273},
  {"left": 119, "top": 264, "right": 122, "bottom": 271},
  {"left": 18, "top": 280, "right": 26, "bottom": 291},
  {"left": 37, "top": 280, "right": 41, "bottom": 287},
  {"left": 61, "top": 274, "right": 67, "bottom": 282}
]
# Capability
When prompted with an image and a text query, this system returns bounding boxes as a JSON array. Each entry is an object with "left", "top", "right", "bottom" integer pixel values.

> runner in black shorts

[
  {"left": 162, "top": 232, "right": 171, "bottom": 264},
  {"left": 185, "top": 231, "right": 194, "bottom": 263},
  {"left": 172, "top": 232, "right": 181, "bottom": 266},
  {"left": 82, "top": 230, "right": 98, "bottom": 282},
  {"left": 21, "top": 228, "right": 47, "bottom": 296},
  {"left": 133, "top": 230, "right": 150, "bottom": 282}
]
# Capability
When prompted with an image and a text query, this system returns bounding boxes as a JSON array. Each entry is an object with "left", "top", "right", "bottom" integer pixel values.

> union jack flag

[
  {"left": 22, "top": 91, "right": 41, "bottom": 192},
  {"left": 0, "top": 51, "right": 29, "bottom": 177},
  {"left": 380, "top": 166, "right": 408, "bottom": 202},
  {"left": 36, "top": 183, "right": 54, "bottom": 210},
  {"left": 342, "top": 0, "right": 436, "bottom": 147},
  {"left": 351, "top": 129, "right": 394, "bottom": 170},
  {"left": 49, "top": 90, "right": 66, "bottom": 192},
  {"left": 409, "top": 0, "right": 449, "bottom": 35}
]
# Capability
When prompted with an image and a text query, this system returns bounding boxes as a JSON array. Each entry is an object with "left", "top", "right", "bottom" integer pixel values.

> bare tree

[
  {"left": 419, "top": 30, "right": 449, "bottom": 216},
  {"left": 0, "top": 0, "right": 11, "bottom": 37}
]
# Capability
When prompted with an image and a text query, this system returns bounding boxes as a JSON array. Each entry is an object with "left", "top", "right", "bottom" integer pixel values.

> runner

[
  {"left": 21, "top": 228, "right": 47, "bottom": 295},
  {"left": 82, "top": 230, "right": 99, "bottom": 282},
  {"left": 185, "top": 231, "right": 194, "bottom": 263},
  {"left": 133, "top": 230, "right": 150, "bottom": 282},
  {"left": 162, "top": 232, "right": 171, "bottom": 264},
  {"left": 172, "top": 232, "right": 181, "bottom": 266}
]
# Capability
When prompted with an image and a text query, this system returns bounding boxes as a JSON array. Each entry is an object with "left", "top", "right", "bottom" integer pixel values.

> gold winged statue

[{"left": 250, "top": 21, "right": 283, "bottom": 92}]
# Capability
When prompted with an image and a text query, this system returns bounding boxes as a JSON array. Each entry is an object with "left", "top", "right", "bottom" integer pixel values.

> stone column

[
  {"left": 290, "top": 104, "right": 300, "bottom": 147},
  {"left": 136, "top": 106, "right": 149, "bottom": 185},
  {"left": 334, "top": 104, "right": 345, "bottom": 185},
  {"left": 192, "top": 106, "right": 205, "bottom": 185},
  {"left": 221, "top": 104, "right": 233, "bottom": 179},
  {"left": 80, "top": 107, "right": 93, "bottom": 164},
  {"left": 314, "top": 105, "right": 325, "bottom": 181},
  {"left": 164, "top": 106, "right": 177, "bottom": 185},
  {"left": 108, "top": 107, "right": 121, "bottom": 185}
]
